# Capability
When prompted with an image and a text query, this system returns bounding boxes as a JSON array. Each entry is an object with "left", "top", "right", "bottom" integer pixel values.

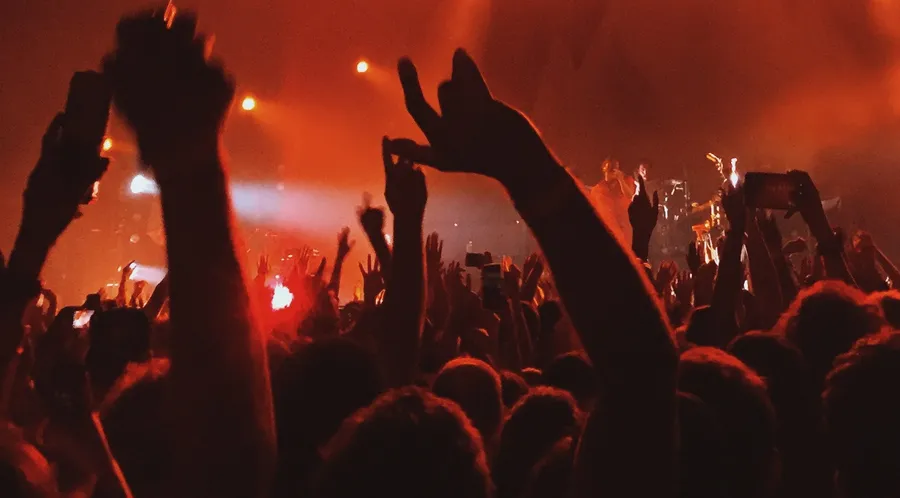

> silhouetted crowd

[{"left": 2, "top": 7, "right": 900, "bottom": 498}]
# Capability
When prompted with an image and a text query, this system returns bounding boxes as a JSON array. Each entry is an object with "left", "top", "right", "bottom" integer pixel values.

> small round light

[
  {"left": 102, "top": 138, "right": 113, "bottom": 152},
  {"left": 356, "top": 60, "right": 369, "bottom": 73},
  {"left": 241, "top": 96, "right": 257, "bottom": 111}
]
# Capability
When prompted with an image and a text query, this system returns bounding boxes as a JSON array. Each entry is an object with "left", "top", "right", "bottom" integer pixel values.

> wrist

[
  {"left": 150, "top": 139, "right": 225, "bottom": 188},
  {"left": 502, "top": 156, "right": 566, "bottom": 201},
  {"left": 8, "top": 229, "right": 53, "bottom": 282}
]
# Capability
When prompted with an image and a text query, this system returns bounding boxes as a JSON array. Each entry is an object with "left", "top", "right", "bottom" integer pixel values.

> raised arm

[
  {"left": 395, "top": 49, "right": 677, "bottom": 498},
  {"left": 326, "top": 227, "right": 354, "bottom": 297},
  {"left": 2, "top": 113, "right": 108, "bottom": 371},
  {"left": 380, "top": 138, "right": 427, "bottom": 386},
  {"left": 358, "top": 201, "right": 393, "bottom": 279},
  {"left": 104, "top": 11, "right": 275, "bottom": 497},
  {"left": 706, "top": 187, "right": 745, "bottom": 347},
  {"left": 143, "top": 272, "right": 170, "bottom": 322},
  {"left": 745, "top": 214, "right": 784, "bottom": 329},
  {"left": 790, "top": 171, "right": 855, "bottom": 285},
  {"left": 116, "top": 263, "right": 135, "bottom": 308},
  {"left": 876, "top": 246, "right": 900, "bottom": 289}
]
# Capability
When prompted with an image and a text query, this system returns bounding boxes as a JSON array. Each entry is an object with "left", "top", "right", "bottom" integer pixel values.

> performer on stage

[{"left": 589, "top": 158, "right": 634, "bottom": 245}]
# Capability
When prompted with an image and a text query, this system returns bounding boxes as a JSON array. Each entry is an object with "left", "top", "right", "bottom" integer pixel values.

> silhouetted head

[
  {"left": 86, "top": 308, "right": 152, "bottom": 399},
  {"left": 493, "top": 387, "right": 582, "bottom": 498},
  {"left": 432, "top": 357, "right": 503, "bottom": 445},
  {"left": 543, "top": 351, "right": 596, "bottom": 410},
  {"left": 868, "top": 291, "right": 900, "bottom": 329},
  {"left": 520, "top": 367, "right": 543, "bottom": 387},
  {"left": 824, "top": 329, "right": 900, "bottom": 498},
  {"left": 678, "top": 347, "right": 778, "bottom": 498},
  {"left": 776, "top": 281, "right": 883, "bottom": 389},
  {"left": 684, "top": 305, "right": 716, "bottom": 348},
  {"left": 676, "top": 391, "right": 727, "bottom": 498},
  {"left": 499, "top": 370, "right": 529, "bottom": 409},
  {"left": 521, "top": 437, "right": 575, "bottom": 498},
  {"left": 728, "top": 331, "right": 816, "bottom": 428},
  {"left": 313, "top": 386, "right": 493, "bottom": 498},
  {"left": 272, "top": 337, "right": 384, "bottom": 498}
]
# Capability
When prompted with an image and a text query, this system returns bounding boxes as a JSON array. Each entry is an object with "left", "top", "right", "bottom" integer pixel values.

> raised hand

[
  {"left": 394, "top": 49, "right": 556, "bottom": 187},
  {"left": 674, "top": 270, "right": 693, "bottom": 307},
  {"left": 122, "top": 260, "right": 136, "bottom": 281},
  {"left": 501, "top": 256, "right": 523, "bottom": 299},
  {"left": 358, "top": 195, "right": 386, "bottom": 236},
  {"left": 655, "top": 260, "right": 678, "bottom": 295},
  {"left": 311, "top": 257, "right": 328, "bottom": 288},
  {"left": 292, "top": 246, "right": 312, "bottom": 276},
  {"left": 693, "top": 261, "right": 718, "bottom": 306},
  {"left": 520, "top": 253, "right": 545, "bottom": 302},
  {"left": 426, "top": 233, "right": 444, "bottom": 276},
  {"left": 18, "top": 114, "right": 109, "bottom": 249},
  {"left": 256, "top": 255, "right": 269, "bottom": 278},
  {"left": 383, "top": 137, "right": 428, "bottom": 220},
  {"left": 686, "top": 241, "right": 702, "bottom": 274},
  {"left": 337, "top": 227, "right": 355, "bottom": 260},
  {"left": 721, "top": 185, "right": 747, "bottom": 233},
  {"left": 359, "top": 255, "right": 384, "bottom": 307},
  {"left": 103, "top": 9, "right": 233, "bottom": 174}
]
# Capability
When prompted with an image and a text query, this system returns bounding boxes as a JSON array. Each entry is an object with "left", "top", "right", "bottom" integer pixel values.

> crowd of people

[{"left": 2, "top": 7, "right": 900, "bottom": 498}]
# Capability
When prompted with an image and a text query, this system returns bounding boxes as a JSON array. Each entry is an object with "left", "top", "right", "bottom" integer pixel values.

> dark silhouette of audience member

[
  {"left": 272, "top": 337, "right": 384, "bottom": 498},
  {"left": 493, "top": 387, "right": 582, "bottom": 498},
  {"left": 678, "top": 347, "right": 779, "bottom": 498},
  {"left": 824, "top": 329, "right": 900, "bottom": 498},
  {"left": 432, "top": 357, "right": 504, "bottom": 449},
  {"left": 500, "top": 370, "right": 529, "bottom": 408},
  {"left": 313, "top": 386, "right": 493, "bottom": 498},
  {"left": 776, "top": 281, "right": 883, "bottom": 391},
  {"left": 542, "top": 351, "right": 596, "bottom": 410}
]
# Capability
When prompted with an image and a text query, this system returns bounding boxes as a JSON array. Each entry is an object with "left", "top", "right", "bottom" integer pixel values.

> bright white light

[
  {"left": 729, "top": 158, "right": 739, "bottom": 187},
  {"left": 271, "top": 283, "right": 294, "bottom": 310},
  {"left": 130, "top": 174, "right": 159, "bottom": 195},
  {"left": 130, "top": 264, "right": 167, "bottom": 285},
  {"left": 385, "top": 234, "right": 393, "bottom": 245},
  {"left": 102, "top": 138, "right": 113, "bottom": 152},
  {"left": 356, "top": 60, "right": 369, "bottom": 73},
  {"left": 241, "top": 96, "right": 256, "bottom": 111}
]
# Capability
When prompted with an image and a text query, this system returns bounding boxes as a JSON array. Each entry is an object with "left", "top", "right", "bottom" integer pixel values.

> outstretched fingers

[
  {"left": 451, "top": 49, "right": 491, "bottom": 103},
  {"left": 398, "top": 58, "right": 442, "bottom": 140}
]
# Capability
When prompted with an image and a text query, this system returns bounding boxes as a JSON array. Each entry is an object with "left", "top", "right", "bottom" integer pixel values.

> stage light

[
  {"left": 241, "top": 96, "right": 257, "bottom": 111},
  {"left": 356, "top": 60, "right": 369, "bottom": 73},
  {"left": 130, "top": 174, "right": 159, "bottom": 195},
  {"left": 102, "top": 138, "right": 113, "bottom": 152},
  {"left": 130, "top": 264, "right": 167, "bottom": 285},
  {"left": 271, "top": 282, "right": 294, "bottom": 310},
  {"left": 730, "top": 158, "right": 739, "bottom": 187}
]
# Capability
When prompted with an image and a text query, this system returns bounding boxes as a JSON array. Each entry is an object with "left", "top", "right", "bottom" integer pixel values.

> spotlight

[
  {"left": 130, "top": 174, "right": 159, "bottom": 195},
  {"left": 271, "top": 283, "right": 294, "bottom": 310},
  {"left": 241, "top": 96, "right": 257, "bottom": 111},
  {"left": 102, "top": 138, "right": 113, "bottom": 152},
  {"left": 356, "top": 60, "right": 369, "bottom": 74}
]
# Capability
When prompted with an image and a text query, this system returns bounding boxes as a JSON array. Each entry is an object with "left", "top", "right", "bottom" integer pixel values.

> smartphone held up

[{"left": 743, "top": 172, "right": 798, "bottom": 211}]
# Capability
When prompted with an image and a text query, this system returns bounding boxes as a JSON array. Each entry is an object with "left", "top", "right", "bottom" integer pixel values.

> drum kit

[{"left": 640, "top": 153, "right": 738, "bottom": 264}]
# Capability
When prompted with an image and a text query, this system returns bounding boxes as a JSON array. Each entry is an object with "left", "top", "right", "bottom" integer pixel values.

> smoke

[{"left": 533, "top": 0, "right": 900, "bottom": 179}]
